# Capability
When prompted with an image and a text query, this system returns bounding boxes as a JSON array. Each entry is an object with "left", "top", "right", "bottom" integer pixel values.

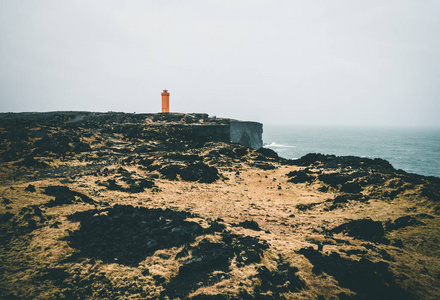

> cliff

[
  {"left": 230, "top": 121, "right": 263, "bottom": 150},
  {"left": 0, "top": 112, "right": 439, "bottom": 299},
  {"left": 0, "top": 111, "right": 262, "bottom": 149}
]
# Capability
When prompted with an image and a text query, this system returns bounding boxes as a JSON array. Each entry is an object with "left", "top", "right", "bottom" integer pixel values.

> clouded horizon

[{"left": 1, "top": 1, "right": 439, "bottom": 127}]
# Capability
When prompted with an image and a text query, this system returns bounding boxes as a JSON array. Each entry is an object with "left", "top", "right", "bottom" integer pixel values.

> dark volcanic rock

[
  {"left": 385, "top": 216, "right": 425, "bottom": 231},
  {"left": 299, "top": 247, "right": 414, "bottom": 300},
  {"left": 326, "top": 193, "right": 369, "bottom": 210},
  {"left": 251, "top": 163, "right": 276, "bottom": 170},
  {"left": 254, "top": 263, "right": 305, "bottom": 297},
  {"left": 103, "top": 179, "right": 123, "bottom": 191},
  {"left": 65, "top": 205, "right": 205, "bottom": 266},
  {"left": 34, "top": 264, "right": 120, "bottom": 299},
  {"left": 0, "top": 212, "right": 14, "bottom": 224},
  {"left": 34, "top": 132, "right": 91, "bottom": 155},
  {"left": 421, "top": 184, "right": 440, "bottom": 202},
  {"left": 43, "top": 186, "right": 94, "bottom": 207},
  {"left": 0, "top": 205, "right": 51, "bottom": 244},
  {"left": 332, "top": 193, "right": 366, "bottom": 204},
  {"left": 291, "top": 153, "right": 395, "bottom": 172},
  {"left": 165, "top": 153, "right": 201, "bottom": 163},
  {"left": 14, "top": 156, "right": 48, "bottom": 168},
  {"left": 212, "top": 144, "right": 250, "bottom": 160},
  {"left": 99, "top": 178, "right": 156, "bottom": 193},
  {"left": 286, "top": 170, "right": 314, "bottom": 184},
  {"left": 160, "top": 162, "right": 219, "bottom": 183},
  {"left": 25, "top": 184, "right": 36, "bottom": 192},
  {"left": 318, "top": 173, "right": 352, "bottom": 188},
  {"left": 35, "top": 267, "right": 70, "bottom": 285},
  {"left": 2, "top": 198, "right": 12, "bottom": 205},
  {"left": 192, "top": 294, "right": 228, "bottom": 300},
  {"left": 330, "top": 218, "right": 385, "bottom": 241},
  {"left": 180, "top": 163, "right": 219, "bottom": 183},
  {"left": 256, "top": 147, "right": 279, "bottom": 159},
  {"left": 235, "top": 220, "right": 263, "bottom": 231},
  {"left": 359, "top": 173, "right": 386, "bottom": 186},
  {"left": 162, "top": 232, "right": 269, "bottom": 299},
  {"left": 296, "top": 203, "right": 319, "bottom": 211},
  {"left": 340, "top": 182, "right": 363, "bottom": 193},
  {"left": 221, "top": 232, "right": 268, "bottom": 267},
  {"left": 179, "top": 240, "right": 232, "bottom": 275},
  {"left": 232, "top": 147, "right": 248, "bottom": 158}
]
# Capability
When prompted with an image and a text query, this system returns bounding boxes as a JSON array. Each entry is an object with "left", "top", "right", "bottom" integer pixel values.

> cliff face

[
  {"left": 1, "top": 111, "right": 439, "bottom": 300},
  {"left": 230, "top": 121, "right": 263, "bottom": 150},
  {"left": 0, "top": 112, "right": 262, "bottom": 149},
  {"left": 0, "top": 112, "right": 263, "bottom": 149}
]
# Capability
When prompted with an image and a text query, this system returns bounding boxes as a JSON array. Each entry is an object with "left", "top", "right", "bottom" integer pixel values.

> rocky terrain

[{"left": 1, "top": 112, "right": 439, "bottom": 299}]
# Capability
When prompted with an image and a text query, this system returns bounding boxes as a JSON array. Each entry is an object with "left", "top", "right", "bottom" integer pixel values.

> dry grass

[{"left": 1, "top": 120, "right": 439, "bottom": 299}]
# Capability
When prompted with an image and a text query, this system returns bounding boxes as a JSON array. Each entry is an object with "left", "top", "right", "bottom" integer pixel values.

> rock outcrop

[{"left": 230, "top": 121, "right": 263, "bottom": 149}]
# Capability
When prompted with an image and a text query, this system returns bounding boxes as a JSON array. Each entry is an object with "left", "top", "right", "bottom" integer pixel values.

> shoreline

[
  {"left": 263, "top": 125, "right": 440, "bottom": 178},
  {"left": 1, "top": 112, "right": 439, "bottom": 299}
]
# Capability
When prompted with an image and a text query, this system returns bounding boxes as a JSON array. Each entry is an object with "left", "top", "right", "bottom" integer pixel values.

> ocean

[{"left": 263, "top": 125, "right": 440, "bottom": 178}]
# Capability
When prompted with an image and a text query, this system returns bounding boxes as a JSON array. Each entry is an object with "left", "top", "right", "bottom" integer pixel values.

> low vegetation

[{"left": 1, "top": 112, "right": 439, "bottom": 299}]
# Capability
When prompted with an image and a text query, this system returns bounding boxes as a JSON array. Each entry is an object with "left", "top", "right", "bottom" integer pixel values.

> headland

[{"left": 0, "top": 112, "right": 439, "bottom": 299}]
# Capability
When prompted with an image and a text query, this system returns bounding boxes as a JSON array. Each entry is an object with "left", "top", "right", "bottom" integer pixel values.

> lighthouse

[{"left": 161, "top": 89, "right": 170, "bottom": 113}]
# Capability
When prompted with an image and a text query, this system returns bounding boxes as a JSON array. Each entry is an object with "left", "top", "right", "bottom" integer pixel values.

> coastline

[
  {"left": 1, "top": 112, "right": 439, "bottom": 299},
  {"left": 263, "top": 124, "right": 440, "bottom": 178}
]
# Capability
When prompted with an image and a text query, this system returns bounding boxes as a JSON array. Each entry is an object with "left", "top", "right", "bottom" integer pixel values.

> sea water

[{"left": 263, "top": 125, "right": 440, "bottom": 178}]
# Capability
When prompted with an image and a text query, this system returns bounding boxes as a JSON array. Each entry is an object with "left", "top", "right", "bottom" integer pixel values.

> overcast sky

[{"left": 1, "top": 1, "right": 439, "bottom": 127}]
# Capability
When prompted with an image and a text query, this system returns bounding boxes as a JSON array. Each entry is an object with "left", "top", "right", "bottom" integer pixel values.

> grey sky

[{"left": 1, "top": 1, "right": 439, "bottom": 127}]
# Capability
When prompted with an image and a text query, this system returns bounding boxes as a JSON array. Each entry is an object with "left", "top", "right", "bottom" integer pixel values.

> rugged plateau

[{"left": 1, "top": 112, "right": 439, "bottom": 299}]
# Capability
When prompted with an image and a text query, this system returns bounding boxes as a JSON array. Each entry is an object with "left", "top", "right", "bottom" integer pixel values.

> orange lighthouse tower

[{"left": 161, "top": 89, "right": 170, "bottom": 113}]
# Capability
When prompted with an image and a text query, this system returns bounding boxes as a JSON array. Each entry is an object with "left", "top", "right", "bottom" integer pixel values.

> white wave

[{"left": 264, "top": 142, "right": 296, "bottom": 148}]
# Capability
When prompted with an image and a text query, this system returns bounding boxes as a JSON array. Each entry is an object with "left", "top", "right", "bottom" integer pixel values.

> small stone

[{"left": 25, "top": 184, "right": 36, "bottom": 192}]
